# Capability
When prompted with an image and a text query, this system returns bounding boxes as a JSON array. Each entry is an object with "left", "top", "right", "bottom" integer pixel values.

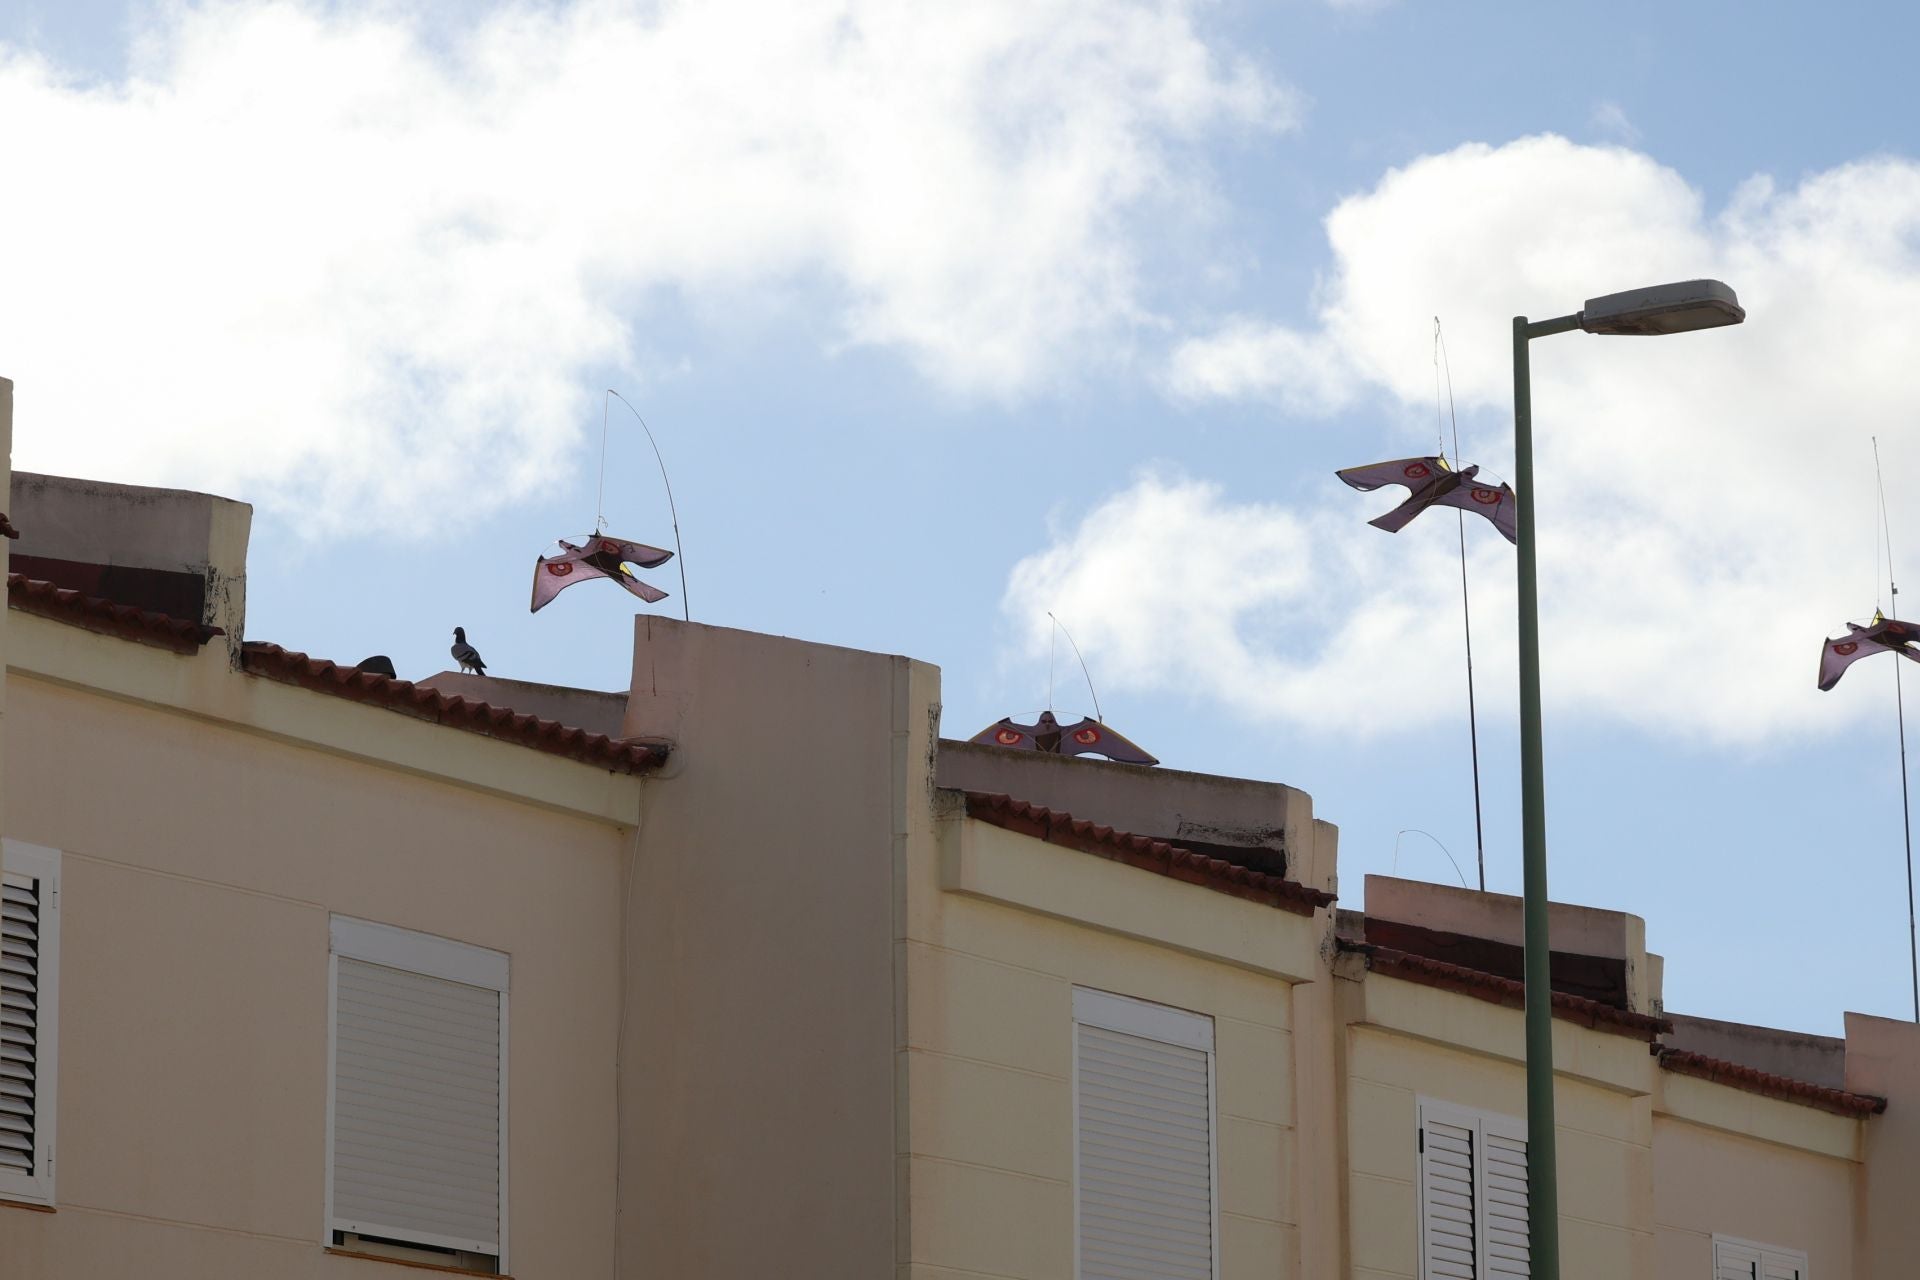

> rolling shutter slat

[
  {"left": 1077, "top": 1021, "right": 1212, "bottom": 1280},
  {"left": 332, "top": 958, "right": 499, "bottom": 1253}
]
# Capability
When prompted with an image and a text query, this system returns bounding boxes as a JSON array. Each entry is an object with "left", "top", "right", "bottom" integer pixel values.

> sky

[{"left": 5, "top": 0, "right": 1920, "bottom": 1036}]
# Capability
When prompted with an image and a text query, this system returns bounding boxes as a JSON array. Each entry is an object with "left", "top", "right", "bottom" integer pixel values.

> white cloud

[
  {"left": 1019, "top": 137, "right": 1920, "bottom": 743},
  {"left": 1590, "top": 100, "right": 1640, "bottom": 144},
  {"left": 0, "top": 0, "right": 1295, "bottom": 532}
]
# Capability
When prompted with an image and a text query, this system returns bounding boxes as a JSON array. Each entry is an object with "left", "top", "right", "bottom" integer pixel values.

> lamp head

[{"left": 1580, "top": 279, "right": 1744, "bottom": 336}]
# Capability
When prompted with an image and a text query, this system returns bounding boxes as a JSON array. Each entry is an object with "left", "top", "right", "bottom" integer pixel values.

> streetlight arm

[{"left": 1525, "top": 313, "right": 1583, "bottom": 340}]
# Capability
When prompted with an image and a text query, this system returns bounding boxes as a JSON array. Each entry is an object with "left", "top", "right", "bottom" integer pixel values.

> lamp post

[{"left": 1512, "top": 279, "right": 1744, "bottom": 1280}]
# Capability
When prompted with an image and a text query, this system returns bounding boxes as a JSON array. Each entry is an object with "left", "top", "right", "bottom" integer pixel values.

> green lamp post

[{"left": 1512, "top": 279, "right": 1744, "bottom": 1280}]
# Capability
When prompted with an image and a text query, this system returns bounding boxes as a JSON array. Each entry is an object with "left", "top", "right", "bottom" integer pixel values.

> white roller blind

[
  {"left": 1074, "top": 989, "right": 1216, "bottom": 1280},
  {"left": 0, "top": 842, "right": 59, "bottom": 1206},
  {"left": 329, "top": 923, "right": 506, "bottom": 1261},
  {"left": 1419, "top": 1101, "right": 1528, "bottom": 1280}
]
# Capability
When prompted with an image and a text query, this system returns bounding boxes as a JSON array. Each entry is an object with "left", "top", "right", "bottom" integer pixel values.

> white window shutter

[
  {"left": 1074, "top": 989, "right": 1216, "bottom": 1280},
  {"left": 329, "top": 920, "right": 507, "bottom": 1262},
  {"left": 1418, "top": 1115, "right": 1477, "bottom": 1279},
  {"left": 1480, "top": 1114, "right": 1530, "bottom": 1277},
  {"left": 1419, "top": 1100, "right": 1528, "bottom": 1280},
  {"left": 1715, "top": 1237, "right": 1806, "bottom": 1280},
  {"left": 0, "top": 842, "right": 59, "bottom": 1206}
]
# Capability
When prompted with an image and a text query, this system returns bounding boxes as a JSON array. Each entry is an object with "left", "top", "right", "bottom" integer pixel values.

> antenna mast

[
  {"left": 1874, "top": 436, "right": 1918, "bottom": 1021},
  {"left": 1436, "top": 320, "right": 1488, "bottom": 891}
]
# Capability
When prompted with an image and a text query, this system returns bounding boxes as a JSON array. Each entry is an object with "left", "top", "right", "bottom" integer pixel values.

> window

[
  {"left": 0, "top": 840, "right": 59, "bottom": 1207},
  {"left": 1713, "top": 1235, "right": 1808, "bottom": 1280},
  {"left": 1072, "top": 987, "right": 1217, "bottom": 1280},
  {"left": 1417, "top": 1099, "right": 1529, "bottom": 1279},
  {"left": 327, "top": 917, "right": 508, "bottom": 1272}
]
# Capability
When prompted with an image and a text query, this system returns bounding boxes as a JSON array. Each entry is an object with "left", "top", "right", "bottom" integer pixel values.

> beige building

[{"left": 0, "top": 377, "right": 1915, "bottom": 1279}]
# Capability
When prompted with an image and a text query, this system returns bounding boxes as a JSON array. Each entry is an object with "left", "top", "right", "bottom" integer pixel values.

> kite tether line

[
  {"left": 599, "top": 389, "right": 691, "bottom": 622},
  {"left": 1874, "top": 436, "right": 1918, "bottom": 1022},
  {"left": 1435, "top": 319, "right": 1488, "bottom": 892},
  {"left": 1048, "top": 612, "right": 1104, "bottom": 722}
]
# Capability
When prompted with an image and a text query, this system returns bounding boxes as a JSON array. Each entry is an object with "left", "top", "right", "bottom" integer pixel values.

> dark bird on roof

[
  {"left": 354, "top": 655, "right": 397, "bottom": 678},
  {"left": 451, "top": 627, "right": 487, "bottom": 676},
  {"left": 969, "top": 710, "right": 1158, "bottom": 765},
  {"left": 1336, "top": 455, "right": 1518, "bottom": 544},
  {"left": 1817, "top": 611, "right": 1920, "bottom": 690}
]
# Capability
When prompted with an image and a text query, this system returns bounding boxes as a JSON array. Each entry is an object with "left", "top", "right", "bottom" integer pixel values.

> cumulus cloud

[
  {"left": 0, "top": 0, "right": 1295, "bottom": 532},
  {"left": 1019, "top": 137, "right": 1920, "bottom": 743}
]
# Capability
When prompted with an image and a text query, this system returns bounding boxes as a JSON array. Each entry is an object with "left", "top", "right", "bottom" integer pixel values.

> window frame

[
  {"left": 1070, "top": 987, "right": 1220, "bottom": 1280},
  {"left": 1712, "top": 1233, "right": 1809, "bottom": 1280},
  {"left": 1416, "top": 1096, "right": 1529, "bottom": 1280},
  {"left": 325, "top": 916, "right": 509, "bottom": 1270},
  {"left": 0, "top": 839, "right": 60, "bottom": 1208}
]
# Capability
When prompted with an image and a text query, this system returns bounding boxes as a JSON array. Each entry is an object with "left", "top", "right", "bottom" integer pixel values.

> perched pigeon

[
  {"left": 531, "top": 534, "right": 675, "bottom": 613},
  {"left": 1336, "top": 455, "right": 1518, "bottom": 544},
  {"left": 451, "top": 627, "right": 487, "bottom": 676},
  {"left": 969, "top": 710, "right": 1158, "bottom": 766},
  {"left": 1817, "top": 612, "right": 1920, "bottom": 691}
]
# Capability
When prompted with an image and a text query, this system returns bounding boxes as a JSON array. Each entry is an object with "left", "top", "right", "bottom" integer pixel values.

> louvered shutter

[
  {"left": 1480, "top": 1117, "right": 1529, "bottom": 1277},
  {"left": 329, "top": 918, "right": 507, "bottom": 1261},
  {"left": 1074, "top": 989, "right": 1216, "bottom": 1280},
  {"left": 1419, "top": 1101, "right": 1527, "bottom": 1280},
  {"left": 1418, "top": 1116, "right": 1477, "bottom": 1279},
  {"left": 1713, "top": 1236, "right": 1806, "bottom": 1280},
  {"left": 0, "top": 842, "right": 59, "bottom": 1205},
  {"left": 1761, "top": 1258, "right": 1803, "bottom": 1280}
]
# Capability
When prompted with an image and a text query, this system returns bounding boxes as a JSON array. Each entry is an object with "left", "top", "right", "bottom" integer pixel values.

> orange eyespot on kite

[
  {"left": 1818, "top": 611, "right": 1920, "bottom": 691},
  {"left": 531, "top": 533, "right": 675, "bottom": 613},
  {"left": 968, "top": 710, "right": 1156, "bottom": 765},
  {"left": 1336, "top": 455, "right": 1518, "bottom": 544}
]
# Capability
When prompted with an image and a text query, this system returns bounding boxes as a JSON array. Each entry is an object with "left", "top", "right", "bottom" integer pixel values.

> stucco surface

[
  {"left": 1652, "top": 1114, "right": 1855, "bottom": 1278},
  {"left": 0, "top": 673, "right": 629, "bottom": 1278}
]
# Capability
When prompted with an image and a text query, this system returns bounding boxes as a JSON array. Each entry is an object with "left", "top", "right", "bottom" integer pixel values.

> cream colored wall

[
  {"left": 1652, "top": 1112, "right": 1856, "bottom": 1279},
  {"left": 0, "top": 670, "right": 633, "bottom": 1279},
  {"left": 1846, "top": 1011, "right": 1920, "bottom": 1277},
  {"left": 617, "top": 619, "right": 937, "bottom": 1280},
  {"left": 909, "top": 800, "right": 1323, "bottom": 1279},
  {"left": 1342, "top": 975, "right": 1657, "bottom": 1280}
]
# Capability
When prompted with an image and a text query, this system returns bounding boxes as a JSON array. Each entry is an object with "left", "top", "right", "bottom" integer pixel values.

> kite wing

[
  {"left": 610, "top": 570, "right": 669, "bottom": 605},
  {"left": 531, "top": 543, "right": 605, "bottom": 613},
  {"left": 1056, "top": 718, "right": 1159, "bottom": 766},
  {"left": 1335, "top": 456, "right": 1449, "bottom": 494},
  {"left": 970, "top": 718, "right": 1038, "bottom": 750},
  {"left": 1818, "top": 625, "right": 1882, "bottom": 691},
  {"left": 587, "top": 535, "right": 674, "bottom": 569},
  {"left": 1432, "top": 477, "right": 1519, "bottom": 544}
]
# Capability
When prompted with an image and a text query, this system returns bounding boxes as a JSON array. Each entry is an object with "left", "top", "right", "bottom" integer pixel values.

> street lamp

[{"left": 1512, "top": 278, "right": 1743, "bottom": 1280}]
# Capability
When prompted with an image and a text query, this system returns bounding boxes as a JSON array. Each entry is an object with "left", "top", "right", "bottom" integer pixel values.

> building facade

[{"left": 0, "top": 381, "right": 1915, "bottom": 1278}]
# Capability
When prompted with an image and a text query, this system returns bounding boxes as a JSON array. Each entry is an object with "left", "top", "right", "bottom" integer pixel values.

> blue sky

[{"left": 6, "top": 1, "right": 1920, "bottom": 1036}]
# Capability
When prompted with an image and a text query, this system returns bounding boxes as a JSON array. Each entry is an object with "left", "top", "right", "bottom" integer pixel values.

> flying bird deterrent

[
  {"left": 969, "top": 710, "right": 1158, "bottom": 766},
  {"left": 1336, "top": 455, "right": 1518, "bottom": 544},
  {"left": 1817, "top": 611, "right": 1920, "bottom": 691},
  {"left": 531, "top": 535, "right": 675, "bottom": 613}
]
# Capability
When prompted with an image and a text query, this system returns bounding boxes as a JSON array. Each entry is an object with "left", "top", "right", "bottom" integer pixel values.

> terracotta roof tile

[
  {"left": 1336, "top": 937, "right": 1673, "bottom": 1041},
  {"left": 240, "top": 641, "right": 667, "bottom": 776},
  {"left": 1655, "top": 1047, "right": 1886, "bottom": 1118},
  {"left": 8, "top": 573, "right": 222, "bottom": 653},
  {"left": 962, "top": 791, "right": 1336, "bottom": 916}
]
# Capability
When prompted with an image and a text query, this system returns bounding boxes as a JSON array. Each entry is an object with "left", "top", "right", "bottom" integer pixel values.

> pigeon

[
  {"left": 451, "top": 627, "right": 487, "bottom": 676},
  {"left": 1336, "top": 455, "right": 1518, "bottom": 544},
  {"left": 531, "top": 533, "right": 675, "bottom": 613},
  {"left": 969, "top": 710, "right": 1158, "bottom": 766},
  {"left": 1817, "top": 612, "right": 1920, "bottom": 691}
]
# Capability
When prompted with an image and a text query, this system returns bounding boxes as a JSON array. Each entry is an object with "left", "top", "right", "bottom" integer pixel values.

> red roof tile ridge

[
  {"left": 1336, "top": 937, "right": 1673, "bottom": 1041},
  {"left": 1654, "top": 1046, "right": 1887, "bottom": 1118},
  {"left": 239, "top": 640, "right": 666, "bottom": 776},
  {"left": 961, "top": 790, "right": 1335, "bottom": 917},
  {"left": 7, "top": 572, "right": 223, "bottom": 653}
]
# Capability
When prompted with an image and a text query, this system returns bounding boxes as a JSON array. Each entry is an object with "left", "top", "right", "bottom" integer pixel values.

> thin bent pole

[
  {"left": 1897, "top": 655, "right": 1918, "bottom": 1021},
  {"left": 607, "top": 389, "right": 691, "bottom": 622},
  {"left": 1457, "top": 508, "right": 1488, "bottom": 892}
]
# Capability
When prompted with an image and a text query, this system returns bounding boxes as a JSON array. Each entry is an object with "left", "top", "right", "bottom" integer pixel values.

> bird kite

[
  {"left": 1335, "top": 455, "right": 1518, "bottom": 544},
  {"left": 1817, "top": 611, "right": 1920, "bottom": 691},
  {"left": 532, "top": 534, "right": 675, "bottom": 613},
  {"left": 451, "top": 627, "right": 487, "bottom": 676},
  {"left": 968, "top": 710, "right": 1159, "bottom": 766}
]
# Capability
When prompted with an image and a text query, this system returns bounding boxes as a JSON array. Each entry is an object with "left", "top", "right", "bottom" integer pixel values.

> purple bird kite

[
  {"left": 531, "top": 534, "right": 675, "bottom": 613},
  {"left": 969, "top": 710, "right": 1158, "bottom": 766},
  {"left": 1817, "top": 611, "right": 1920, "bottom": 691},
  {"left": 1336, "top": 455, "right": 1518, "bottom": 544}
]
